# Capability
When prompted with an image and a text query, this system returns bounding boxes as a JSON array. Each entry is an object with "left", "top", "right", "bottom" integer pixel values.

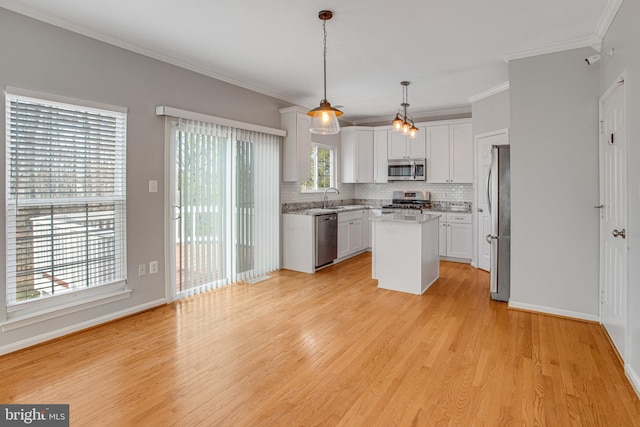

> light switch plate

[
  {"left": 149, "top": 260, "right": 158, "bottom": 274},
  {"left": 138, "top": 263, "right": 146, "bottom": 276},
  {"left": 149, "top": 180, "right": 158, "bottom": 193}
]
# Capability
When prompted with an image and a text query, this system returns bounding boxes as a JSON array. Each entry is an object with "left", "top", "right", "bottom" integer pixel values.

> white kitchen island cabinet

[{"left": 371, "top": 213, "right": 441, "bottom": 295}]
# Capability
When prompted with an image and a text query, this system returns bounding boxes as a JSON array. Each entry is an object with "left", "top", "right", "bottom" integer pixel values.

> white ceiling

[{"left": 0, "top": 0, "right": 617, "bottom": 124}]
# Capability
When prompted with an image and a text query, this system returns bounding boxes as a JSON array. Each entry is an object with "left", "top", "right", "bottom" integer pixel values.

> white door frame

[
  {"left": 163, "top": 118, "right": 176, "bottom": 302},
  {"left": 473, "top": 128, "right": 509, "bottom": 270},
  {"left": 598, "top": 70, "right": 629, "bottom": 361}
]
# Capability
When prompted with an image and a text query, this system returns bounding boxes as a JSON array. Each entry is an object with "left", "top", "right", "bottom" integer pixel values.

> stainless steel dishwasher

[{"left": 315, "top": 213, "right": 338, "bottom": 268}]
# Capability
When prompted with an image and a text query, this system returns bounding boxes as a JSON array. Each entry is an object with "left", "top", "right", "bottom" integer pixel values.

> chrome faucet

[{"left": 323, "top": 187, "right": 340, "bottom": 209}]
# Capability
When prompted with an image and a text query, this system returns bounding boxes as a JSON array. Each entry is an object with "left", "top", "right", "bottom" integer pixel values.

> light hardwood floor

[{"left": 1, "top": 254, "right": 639, "bottom": 426}]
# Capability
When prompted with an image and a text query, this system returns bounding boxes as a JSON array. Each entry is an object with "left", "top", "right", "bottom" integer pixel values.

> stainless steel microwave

[{"left": 387, "top": 159, "right": 426, "bottom": 181}]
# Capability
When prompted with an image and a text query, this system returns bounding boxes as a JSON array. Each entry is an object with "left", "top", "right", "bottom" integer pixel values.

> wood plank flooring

[{"left": 1, "top": 253, "right": 639, "bottom": 426}]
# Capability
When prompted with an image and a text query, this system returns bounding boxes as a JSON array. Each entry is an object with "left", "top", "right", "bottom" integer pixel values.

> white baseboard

[
  {"left": 508, "top": 300, "right": 599, "bottom": 322},
  {"left": 626, "top": 364, "right": 640, "bottom": 400},
  {"left": 0, "top": 298, "right": 166, "bottom": 356}
]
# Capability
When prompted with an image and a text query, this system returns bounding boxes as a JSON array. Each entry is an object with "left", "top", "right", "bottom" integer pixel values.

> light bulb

[{"left": 402, "top": 121, "right": 410, "bottom": 135}]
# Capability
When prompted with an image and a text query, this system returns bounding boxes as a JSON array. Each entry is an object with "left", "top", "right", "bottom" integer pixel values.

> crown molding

[
  {"left": 593, "top": 0, "right": 624, "bottom": 47},
  {"left": 468, "top": 82, "right": 509, "bottom": 104},
  {"left": 503, "top": 36, "right": 594, "bottom": 62},
  {"left": 503, "top": 0, "right": 624, "bottom": 62},
  {"left": 0, "top": 1, "right": 304, "bottom": 106},
  {"left": 352, "top": 106, "right": 471, "bottom": 126}
]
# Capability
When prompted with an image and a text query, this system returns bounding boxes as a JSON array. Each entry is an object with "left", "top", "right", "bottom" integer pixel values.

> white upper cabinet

[
  {"left": 426, "top": 121, "right": 473, "bottom": 183},
  {"left": 280, "top": 107, "right": 311, "bottom": 182},
  {"left": 341, "top": 127, "right": 373, "bottom": 183},
  {"left": 373, "top": 130, "right": 388, "bottom": 183},
  {"left": 388, "top": 127, "right": 426, "bottom": 159}
]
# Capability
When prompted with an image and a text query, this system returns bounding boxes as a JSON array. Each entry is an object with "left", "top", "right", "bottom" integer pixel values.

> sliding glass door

[{"left": 168, "top": 119, "right": 279, "bottom": 300}]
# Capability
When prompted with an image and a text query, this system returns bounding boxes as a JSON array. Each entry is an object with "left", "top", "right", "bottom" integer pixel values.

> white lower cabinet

[
  {"left": 337, "top": 210, "right": 368, "bottom": 259},
  {"left": 438, "top": 213, "right": 472, "bottom": 260},
  {"left": 282, "top": 214, "right": 315, "bottom": 273},
  {"left": 439, "top": 222, "right": 448, "bottom": 257}
]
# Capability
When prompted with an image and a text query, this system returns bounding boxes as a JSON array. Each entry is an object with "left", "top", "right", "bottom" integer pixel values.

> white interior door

[
  {"left": 475, "top": 130, "right": 508, "bottom": 271},
  {"left": 599, "top": 74, "right": 628, "bottom": 360}
]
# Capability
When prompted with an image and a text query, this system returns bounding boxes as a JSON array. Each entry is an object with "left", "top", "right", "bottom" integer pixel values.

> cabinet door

[
  {"left": 450, "top": 123, "right": 473, "bottom": 183},
  {"left": 337, "top": 220, "right": 350, "bottom": 258},
  {"left": 295, "top": 115, "right": 312, "bottom": 183},
  {"left": 439, "top": 222, "right": 447, "bottom": 256},
  {"left": 426, "top": 125, "right": 450, "bottom": 183},
  {"left": 408, "top": 127, "right": 426, "bottom": 158},
  {"left": 341, "top": 129, "right": 356, "bottom": 183},
  {"left": 361, "top": 211, "right": 370, "bottom": 249},
  {"left": 281, "top": 111, "right": 311, "bottom": 182},
  {"left": 388, "top": 131, "right": 408, "bottom": 159},
  {"left": 373, "top": 130, "right": 388, "bottom": 183},
  {"left": 348, "top": 219, "right": 363, "bottom": 253},
  {"left": 356, "top": 130, "right": 374, "bottom": 183},
  {"left": 447, "top": 223, "right": 472, "bottom": 259}
]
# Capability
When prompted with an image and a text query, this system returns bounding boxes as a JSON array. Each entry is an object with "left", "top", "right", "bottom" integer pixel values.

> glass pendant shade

[
  {"left": 401, "top": 120, "right": 411, "bottom": 135},
  {"left": 308, "top": 100, "right": 343, "bottom": 135},
  {"left": 392, "top": 113, "right": 403, "bottom": 131},
  {"left": 409, "top": 123, "right": 418, "bottom": 138}
]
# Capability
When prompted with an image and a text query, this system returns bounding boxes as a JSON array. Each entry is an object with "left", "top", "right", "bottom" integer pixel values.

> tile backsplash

[{"left": 281, "top": 180, "right": 472, "bottom": 207}]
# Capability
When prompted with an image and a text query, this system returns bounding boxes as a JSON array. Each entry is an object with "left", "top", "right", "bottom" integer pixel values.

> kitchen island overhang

[{"left": 371, "top": 213, "right": 441, "bottom": 295}]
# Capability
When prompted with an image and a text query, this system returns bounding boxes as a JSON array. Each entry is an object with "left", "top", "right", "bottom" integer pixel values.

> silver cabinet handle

[{"left": 612, "top": 229, "right": 626, "bottom": 239}]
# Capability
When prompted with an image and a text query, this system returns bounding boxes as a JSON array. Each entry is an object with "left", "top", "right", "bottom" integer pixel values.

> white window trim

[
  {"left": 4, "top": 87, "right": 130, "bottom": 328},
  {"left": 1, "top": 282, "right": 132, "bottom": 331},
  {"left": 301, "top": 143, "right": 336, "bottom": 193}
]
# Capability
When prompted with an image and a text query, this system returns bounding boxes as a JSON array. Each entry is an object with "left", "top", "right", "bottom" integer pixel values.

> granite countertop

[
  {"left": 371, "top": 213, "right": 441, "bottom": 224},
  {"left": 287, "top": 205, "right": 373, "bottom": 216}
]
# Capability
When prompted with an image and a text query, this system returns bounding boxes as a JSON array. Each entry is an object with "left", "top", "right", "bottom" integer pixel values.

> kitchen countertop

[
  {"left": 288, "top": 205, "right": 373, "bottom": 216},
  {"left": 371, "top": 213, "right": 441, "bottom": 224}
]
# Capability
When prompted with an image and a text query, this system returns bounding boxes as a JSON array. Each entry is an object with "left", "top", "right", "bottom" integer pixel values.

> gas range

[{"left": 382, "top": 190, "right": 431, "bottom": 213}]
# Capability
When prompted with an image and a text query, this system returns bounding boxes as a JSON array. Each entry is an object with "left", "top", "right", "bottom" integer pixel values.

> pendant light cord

[{"left": 323, "top": 19, "right": 328, "bottom": 102}]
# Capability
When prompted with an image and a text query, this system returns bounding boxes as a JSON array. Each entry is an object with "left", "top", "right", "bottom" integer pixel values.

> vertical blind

[
  {"left": 174, "top": 119, "right": 279, "bottom": 298},
  {"left": 6, "top": 92, "right": 127, "bottom": 307}
]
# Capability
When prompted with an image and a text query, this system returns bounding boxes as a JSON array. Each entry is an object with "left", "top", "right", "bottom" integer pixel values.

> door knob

[
  {"left": 612, "top": 229, "right": 626, "bottom": 239},
  {"left": 477, "top": 208, "right": 483, "bottom": 212}
]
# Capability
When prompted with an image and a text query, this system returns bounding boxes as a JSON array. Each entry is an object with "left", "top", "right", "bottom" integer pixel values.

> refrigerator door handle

[{"left": 486, "top": 167, "right": 492, "bottom": 215}]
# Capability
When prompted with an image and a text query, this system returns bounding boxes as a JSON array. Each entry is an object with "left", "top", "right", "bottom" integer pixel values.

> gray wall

[
  {"left": 471, "top": 89, "right": 510, "bottom": 136},
  {"left": 0, "top": 8, "right": 290, "bottom": 353},
  {"left": 509, "top": 47, "right": 600, "bottom": 318},
  {"left": 601, "top": 0, "right": 640, "bottom": 391}
]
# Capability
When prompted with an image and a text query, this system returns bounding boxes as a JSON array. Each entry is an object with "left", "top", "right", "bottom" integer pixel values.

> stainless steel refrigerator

[{"left": 487, "top": 145, "right": 510, "bottom": 301}]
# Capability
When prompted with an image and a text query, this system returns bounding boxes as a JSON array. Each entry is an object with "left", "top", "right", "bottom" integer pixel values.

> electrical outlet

[
  {"left": 138, "top": 263, "right": 146, "bottom": 276},
  {"left": 149, "top": 260, "right": 158, "bottom": 274}
]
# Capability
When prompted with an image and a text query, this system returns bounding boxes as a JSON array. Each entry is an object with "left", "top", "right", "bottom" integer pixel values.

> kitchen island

[{"left": 371, "top": 213, "right": 441, "bottom": 295}]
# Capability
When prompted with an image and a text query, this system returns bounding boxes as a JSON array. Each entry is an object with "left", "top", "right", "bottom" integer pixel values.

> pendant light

[
  {"left": 308, "top": 10, "right": 343, "bottom": 135},
  {"left": 391, "top": 81, "right": 418, "bottom": 138}
]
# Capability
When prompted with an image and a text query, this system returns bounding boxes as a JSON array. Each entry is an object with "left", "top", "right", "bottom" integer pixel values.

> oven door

[{"left": 388, "top": 161, "right": 413, "bottom": 181}]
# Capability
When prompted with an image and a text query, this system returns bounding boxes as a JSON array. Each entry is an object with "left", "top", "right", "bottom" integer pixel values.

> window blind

[
  {"left": 6, "top": 93, "right": 127, "bottom": 307},
  {"left": 173, "top": 119, "right": 279, "bottom": 299}
]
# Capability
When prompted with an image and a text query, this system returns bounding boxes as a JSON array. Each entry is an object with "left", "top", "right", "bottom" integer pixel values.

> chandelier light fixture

[
  {"left": 391, "top": 81, "right": 419, "bottom": 138},
  {"left": 308, "top": 10, "right": 343, "bottom": 135}
]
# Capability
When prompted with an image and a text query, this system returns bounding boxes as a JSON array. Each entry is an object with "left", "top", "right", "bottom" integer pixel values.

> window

[
  {"left": 301, "top": 143, "right": 335, "bottom": 191},
  {"left": 6, "top": 90, "right": 127, "bottom": 311}
]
